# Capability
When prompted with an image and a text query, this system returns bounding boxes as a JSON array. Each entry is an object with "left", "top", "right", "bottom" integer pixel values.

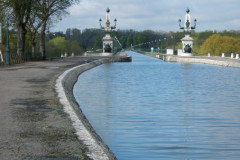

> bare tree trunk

[
  {"left": 40, "top": 21, "right": 46, "bottom": 60},
  {"left": 17, "top": 24, "right": 26, "bottom": 61},
  {"left": 31, "top": 42, "right": 36, "bottom": 58}
]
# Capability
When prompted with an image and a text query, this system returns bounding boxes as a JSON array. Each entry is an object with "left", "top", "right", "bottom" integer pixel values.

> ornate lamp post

[
  {"left": 178, "top": 8, "right": 197, "bottom": 56},
  {"left": 99, "top": 8, "right": 117, "bottom": 56}
]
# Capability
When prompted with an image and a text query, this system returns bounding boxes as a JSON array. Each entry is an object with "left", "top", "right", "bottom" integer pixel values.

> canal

[{"left": 73, "top": 51, "right": 240, "bottom": 160}]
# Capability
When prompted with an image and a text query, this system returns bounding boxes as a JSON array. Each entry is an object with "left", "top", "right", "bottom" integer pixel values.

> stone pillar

[
  {"left": 208, "top": 52, "right": 211, "bottom": 57},
  {"left": 222, "top": 53, "right": 225, "bottom": 57},
  {"left": 0, "top": 50, "right": 3, "bottom": 63},
  {"left": 167, "top": 49, "right": 174, "bottom": 55},
  {"left": 179, "top": 34, "right": 193, "bottom": 56},
  {"left": 236, "top": 53, "right": 239, "bottom": 59},
  {"left": 102, "top": 34, "right": 114, "bottom": 56},
  {"left": 231, "top": 53, "right": 234, "bottom": 58}
]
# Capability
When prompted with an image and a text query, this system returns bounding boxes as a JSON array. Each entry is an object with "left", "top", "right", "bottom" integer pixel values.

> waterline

[{"left": 74, "top": 51, "right": 240, "bottom": 160}]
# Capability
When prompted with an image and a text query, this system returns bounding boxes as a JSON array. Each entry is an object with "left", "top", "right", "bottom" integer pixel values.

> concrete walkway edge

[{"left": 56, "top": 59, "right": 117, "bottom": 160}]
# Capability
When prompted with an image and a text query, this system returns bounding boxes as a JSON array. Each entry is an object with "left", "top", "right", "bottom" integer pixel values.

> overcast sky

[{"left": 52, "top": 0, "right": 240, "bottom": 33}]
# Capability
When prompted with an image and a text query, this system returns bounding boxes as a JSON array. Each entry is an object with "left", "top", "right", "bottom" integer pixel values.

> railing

[
  {"left": 132, "top": 48, "right": 178, "bottom": 55},
  {"left": 113, "top": 36, "right": 122, "bottom": 54},
  {"left": 0, "top": 52, "right": 30, "bottom": 66}
]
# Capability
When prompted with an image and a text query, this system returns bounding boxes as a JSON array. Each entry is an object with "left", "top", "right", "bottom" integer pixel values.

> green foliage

[
  {"left": 94, "top": 37, "right": 102, "bottom": 49},
  {"left": 70, "top": 40, "right": 85, "bottom": 55},
  {"left": 119, "top": 36, "right": 127, "bottom": 48},
  {"left": 200, "top": 34, "right": 240, "bottom": 56},
  {"left": 46, "top": 37, "right": 84, "bottom": 58},
  {"left": 127, "top": 34, "right": 134, "bottom": 47}
]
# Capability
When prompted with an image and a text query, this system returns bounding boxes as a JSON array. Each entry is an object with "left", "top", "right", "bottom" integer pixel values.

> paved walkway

[{"left": 0, "top": 57, "right": 102, "bottom": 160}]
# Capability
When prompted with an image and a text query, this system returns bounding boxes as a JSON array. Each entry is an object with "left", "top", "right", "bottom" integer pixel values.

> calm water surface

[{"left": 73, "top": 51, "right": 240, "bottom": 160}]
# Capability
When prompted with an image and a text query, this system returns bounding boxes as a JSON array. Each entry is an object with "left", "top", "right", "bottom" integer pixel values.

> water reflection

[{"left": 74, "top": 51, "right": 240, "bottom": 160}]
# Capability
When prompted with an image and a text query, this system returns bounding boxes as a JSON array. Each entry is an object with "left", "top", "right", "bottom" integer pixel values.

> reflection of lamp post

[{"left": 5, "top": 21, "right": 10, "bottom": 65}]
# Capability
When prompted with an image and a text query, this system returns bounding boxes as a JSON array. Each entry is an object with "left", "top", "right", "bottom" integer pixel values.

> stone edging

[
  {"left": 163, "top": 55, "right": 240, "bottom": 68},
  {"left": 55, "top": 59, "right": 117, "bottom": 160}
]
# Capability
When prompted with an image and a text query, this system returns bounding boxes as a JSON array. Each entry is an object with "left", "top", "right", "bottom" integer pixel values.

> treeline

[
  {"left": 1, "top": 2, "right": 240, "bottom": 61},
  {"left": 49, "top": 28, "right": 185, "bottom": 51},
  {"left": 0, "top": 1, "right": 240, "bottom": 62},
  {"left": 53, "top": 28, "right": 240, "bottom": 56},
  {"left": 200, "top": 34, "right": 240, "bottom": 56},
  {"left": 46, "top": 37, "right": 84, "bottom": 58},
  {"left": 0, "top": 0, "right": 79, "bottom": 62}
]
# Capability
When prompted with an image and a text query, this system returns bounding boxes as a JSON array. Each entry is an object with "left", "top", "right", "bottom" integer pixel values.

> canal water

[{"left": 73, "top": 51, "right": 240, "bottom": 160}]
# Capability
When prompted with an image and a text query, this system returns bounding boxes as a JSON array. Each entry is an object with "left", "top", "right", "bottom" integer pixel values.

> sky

[{"left": 52, "top": 0, "right": 240, "bottom": 33}]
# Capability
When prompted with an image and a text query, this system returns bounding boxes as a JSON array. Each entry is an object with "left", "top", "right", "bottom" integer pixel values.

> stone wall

[{"left": 163, "top": 55, "right": 240, "bottom": 68}]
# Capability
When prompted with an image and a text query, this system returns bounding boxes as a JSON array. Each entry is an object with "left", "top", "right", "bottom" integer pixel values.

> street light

[
  {"left": 114, "top": 18, "right": 117, "bottom": 28},
  {"left": 99, "top": 18, "right": 102, "bottom": 28}
]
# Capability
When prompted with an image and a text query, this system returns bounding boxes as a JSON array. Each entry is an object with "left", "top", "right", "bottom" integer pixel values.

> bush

[
  {"left": 46, "top": 37, "right": 84, "bottom": 58},
  {"left": 200, "top": 34, "right": 240, "bottom": 56}
]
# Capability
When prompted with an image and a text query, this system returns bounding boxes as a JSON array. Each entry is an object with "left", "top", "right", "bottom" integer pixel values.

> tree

[
  {"left": 94, "top": 37, "right": 102, "bottom": 49},
  {"left": 201, "top": 34, "right": 222, "bottom": 56},
  {"left": 46, "top": 36, "right": 67, "bottom": 57},
  {"left": 65, "top": 28, "right": 81, "bottom": 42},
  {"left": 46, "top": 36, "right": 83, "bottom": 57},
  {"left": 70, "top": 40, "right": 84, "bottom": 55},
  {"left": 200, "top": 34, "right": 240, "bottom": 56},
  {"left": 120, "top": 36, "right": 127, "bottom": 48},
  {"left": 1, "top": 0, "right": 33, "bottom": 60},
  {"left": 27, "top": 11, "right": 42, "bottom": 58},
  {"left": 34, "top": 0, "right": 79, "bottom": 60},
  {"left": 127, "top": 34, "right": 134, "bottom": 47}
]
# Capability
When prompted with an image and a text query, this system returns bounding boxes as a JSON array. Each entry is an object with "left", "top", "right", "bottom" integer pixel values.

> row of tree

[
  {"left": 0, "top": 0, "right": 78, "bottom": 60},
  {"left": 61, "top": 28, "right": 240, "bottom": 56},
  {"left": 1, "top": 8, "right": 240, "bottom": 60},
  {"left": 46, "top": 37, "right": 84, "bottom": 58},
  {"left": 200, "top": 34, "right": 240, "bottom": 56},
  {"left": 61, "top": 28, "right": 185, "bottom": 51}
]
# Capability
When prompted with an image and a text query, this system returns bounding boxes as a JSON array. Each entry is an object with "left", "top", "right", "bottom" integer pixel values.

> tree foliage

[
  {"left": 35, "top": 0, "right": 79, "bottom": 59},
  {"left": 200, "top": 34, "right": 240, "bottom": 56},
  {"left": 46, "top": 37, "right": 84, "bottom": 58},
  {"left": 1, "top": 0, "right": 33, "bottom": 60},
  {"left": 0, "top": 0, "right": 79, "bottom": 62}
]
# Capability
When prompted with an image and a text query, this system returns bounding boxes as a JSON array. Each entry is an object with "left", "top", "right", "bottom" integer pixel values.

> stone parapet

[{"left": 163, "top": 55, "right": 240, "bottom": 68}]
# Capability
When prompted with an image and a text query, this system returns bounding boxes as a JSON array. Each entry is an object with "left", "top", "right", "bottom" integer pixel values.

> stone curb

[
  {"left": 163, "top": 55, "right": 240, "bottom": 68},
  {"left": 55, "top": 59, "right": 117, "bottom": 160}
]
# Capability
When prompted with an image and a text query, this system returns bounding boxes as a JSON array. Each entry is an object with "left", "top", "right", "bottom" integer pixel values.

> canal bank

[
  {"left": 163, "top": 55, "right": 240, "bottom": 68},
  {"left": 73, "top": 51, "right": 240, "bottom": 160},
  {"left": 0, "top": 55, "right": 130, "bottom": 160},
  {"left": 56, "top": 57, "right": 131, "bottom": 160}
]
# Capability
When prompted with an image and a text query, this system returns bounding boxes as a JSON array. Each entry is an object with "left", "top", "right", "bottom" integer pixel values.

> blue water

[{"left": 73, "top": 51, "right": 240, "bottom": 160}]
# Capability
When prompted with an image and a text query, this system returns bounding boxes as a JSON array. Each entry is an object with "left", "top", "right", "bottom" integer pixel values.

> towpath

[{"left": 0, "top": 56, "right": 103, "bottom": 160}]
